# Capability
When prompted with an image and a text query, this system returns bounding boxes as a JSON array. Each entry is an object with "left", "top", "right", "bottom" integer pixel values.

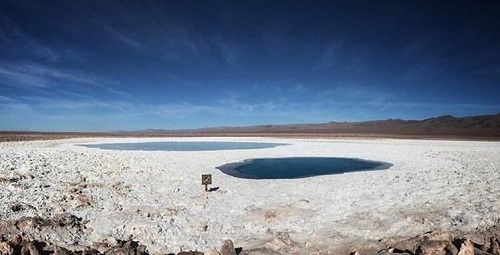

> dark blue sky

[{"left": 0, "top": 1, "right": 499, "bottom": 131}]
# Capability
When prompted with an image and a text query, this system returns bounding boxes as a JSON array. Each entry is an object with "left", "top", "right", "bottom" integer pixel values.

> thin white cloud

[
  {"left": 0, "top": 95, "right": 32, "bottom": 111},
  {"left": 293, "top": 82, "right": 307, "bottom": 93},
  {"left": 0, "top": 63, "right": 98, "bottom": 88},
  {"left": 366, "top": 101, "right": 500, "bottom": 109},
  {"left": 152, "top": 103, "right": 224, "bottom": 118},
  {"left": 314, "top": 39, "right": 344, "bottom": 70},
  {"left": 19, "top": 96, "right": 133, "bottom": 111},
  {"left": 0, "top": 62, "right": 129, "bottom": 97},
  {"left": 319, "top": 85, "right": 393, "bottom": 103},
  {"left": 0, "top": 66, "right": 49, "bottom": 88},
  {"left": 100, "top": 24, "right": 145, "bottom": 49},
  {"left": 0, "top": 12, "right": 64, "bottom": 62},
  {"left": 213, "top": 36, "right": 238, "bottom": 65}
]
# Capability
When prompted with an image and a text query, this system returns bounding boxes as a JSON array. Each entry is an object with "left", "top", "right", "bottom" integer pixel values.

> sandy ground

[{"left": 0, "top": 137, "right": 499, "bottom": 254}]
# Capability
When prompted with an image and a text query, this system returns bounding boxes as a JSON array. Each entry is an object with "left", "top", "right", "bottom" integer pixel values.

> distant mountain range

[
  {"left": 2, "top": 113, "right": 500, "bottom": 142},
  {"left": 132, "top": 113, "right": 500, "bottom": 139}
]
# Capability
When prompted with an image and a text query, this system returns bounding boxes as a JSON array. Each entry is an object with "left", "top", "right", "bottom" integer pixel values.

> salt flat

[{"left": 1, "top": 137, "right": 499, "bottom": 254}]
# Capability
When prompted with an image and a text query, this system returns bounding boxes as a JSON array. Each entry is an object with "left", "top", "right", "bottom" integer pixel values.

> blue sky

[{"left": 0, "top": 1, "right": 499, "bottom": 131}]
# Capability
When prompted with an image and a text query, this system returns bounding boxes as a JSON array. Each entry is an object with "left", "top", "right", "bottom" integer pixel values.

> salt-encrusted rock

[
  {"left": 474, "top": 248, "right": 494, "bottom": 255},
  {"left": 8, "top": 234, "right": 26, "bottom": 246},
  {"left": 176, "top": 251, "right": 203, "bottom": 255},
  {"left": 104, "top": 240, "right": 147, "bottom": 255},
  {"left": 10, "top": 203, "right": 36, "bottom": 212},
  {"left": 465, "top": 232, "right": 493, "bottom": 251},
  {"left": 20, "top": 241, "right": 40, "bottom": 255},
  {"left": 268, "top": 231, "right": 298, "bottom": 252},
  {"left": 376, "top": 251, "right": 412, "bottom": 255},
  {"left": 137, "top": 245, "right": 147, "bottom": 255},
  {"left": 457, "top": 239, "right": 474, "bottom": 255},
  {"left": 0, "top": 242, "right": 13, "bottom": 255},
  {"left": 238, "top": 248, "right": 283, "bottom": 255},
  {"left": 203, "top": 248, "right": 221, "bottom": 255},
  {"left": 53, "top": 246, "right": 71, "bottom": 255},
  {"left": 416, "top": 240, "right": 458, "bottom": 255},
  {"left": 219, "top": 240, "right": 237, "bottom": 255},
  {"left": 491, "top": 237, "right": 499, "bottom": 255},
  {"left": 75, "top": 194, "right": 92, "bottom": 207},
  {"left": 104, "top": 247, "right": 130, "bottom": 255}
]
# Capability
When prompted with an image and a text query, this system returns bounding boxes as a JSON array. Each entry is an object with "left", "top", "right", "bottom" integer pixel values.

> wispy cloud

[
  {"left": 314, "top": 39, "right": 344, "bottom": 70},
  {"left": 0, "top": 12, "right": 65, "bottom": 62},
  {"left": 11, "top": 95, "right": 133, "bottom": 112},
  {"left": 366, "top": 101, "right": 500, "bottom": 110},
  {"left": 100, "top": 23, "right": 145, "bottom": 49},
  {"left": 293, "top": 82, "right": 307, "bottom": 93},
  {"left": 0, "top": 62, "right": 128, "bottom": 97},
  {"left": 213, "top": 36, "right": 237, "bottom": 65},
  {"left": 0, "top": 66, "right": 49, "bottom": 88},
  {"left": 0, "top": 63, "right": 91, "bottom": 88},
  {"left": 0, "top": 95, "right": 32, "bottom": 111},
  {"left": 152, "top": 103, "right": 223, "bottom": 118},
  {"left": 216, "top": 90, "right": 279, "bottom": 113},
  {"left": 319, "top": 84, "right": 393, "bottom": 103}
]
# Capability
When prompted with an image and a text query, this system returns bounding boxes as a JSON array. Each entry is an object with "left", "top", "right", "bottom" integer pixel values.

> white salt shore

[{"left": 1, "top": 137, "right": 499, "bottom": 254}]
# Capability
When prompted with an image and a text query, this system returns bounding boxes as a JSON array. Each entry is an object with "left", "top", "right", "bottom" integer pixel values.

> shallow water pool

[
  {"left": 217, "top": 157, "right": 392, "bottom": 179},
  {"left": 80, "top": 141, "right": 287, "bottom": 151}
]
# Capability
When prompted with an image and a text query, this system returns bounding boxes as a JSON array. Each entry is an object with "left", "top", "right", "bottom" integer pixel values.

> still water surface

[
  {"left": 81, "top": 141, "right": 286, "bottom": 151},
  {"left": 217, "top": 157, "right": 392, "bottom": 179}
]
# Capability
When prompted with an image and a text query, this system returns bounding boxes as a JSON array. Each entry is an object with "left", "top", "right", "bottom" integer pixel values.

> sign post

[{"left": 202, "top": 174, "right": 212, "bottom": 192}]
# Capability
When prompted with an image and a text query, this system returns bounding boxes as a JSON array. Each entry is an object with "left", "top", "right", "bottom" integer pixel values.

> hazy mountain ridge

[
  {"left": 2, "top": 114, "right": 499, "bottom": 142},
  {"left": 139, "top": 113, "right": 500, "bottom": 137}
]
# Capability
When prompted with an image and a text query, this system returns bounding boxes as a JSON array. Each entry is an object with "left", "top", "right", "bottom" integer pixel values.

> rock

[
  {"left": 104, "top": 247, "right": 131, "bottom": 255},
  {"left": 20, "top": 241, "right": 40, "bottom": 255},
  {"left": 219, "top": 240, "right": 237, "bottom": 255},
  {"left": 176, "top": 252, "right": 203, "bottom": 255},
  {"left": 204, "top": 249, "right": 221, "bottom": 255},
  {"left": 458, "top": 240, "right": 475, "bottom": 255},
  {"left": 490, "top": 237, "right": 499, "bottom": 255},
  {"left": 416, "top": 240, "right": 458, "bottom": 255},
  {"left": 8, "top": 234, "right": 27, "bottom": 246},
  {"left": 465, "top": 233, "right": 488, "bottom": 247},
  {"left": 54, "top": 246, "right": 71, "bottom": 255},
  {"left": 269, "top": 232, "right": 297, "bottom": 252},
  {"left": 474, "top": 248, "right": 494, "bottom": 255},
  {"left": 102, "top": 239, "right": 149, "bottom": 255},
  {"left": 238, "top": 248, "right": 283, "bottom": 255},
  {"left": 53, "top": 214, "right": 84, "bottom": 227},
  {"left": 82, "top": 248, "right": 100, "bottom": 255},
  {"left": 137, "top": 245, "right": 148, "bottom": 255},
  {"left": 16, "top": 217, "right": 42, "bottom": 231},
  {"left": 0, "top": 242, "right": 14, "bottom": 255},
  {"left": 376, "top": 252, "right": 412, "bottom": 255},
  {"left": 10, "top": 203, "right": 35, "bottom": 212},
  {"left": 75, "top": 194, "right": 92, "bottom": 207}
]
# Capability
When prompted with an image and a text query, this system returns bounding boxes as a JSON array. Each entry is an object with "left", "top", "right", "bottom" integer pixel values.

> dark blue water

[
  {"left": 81, "top": 141, "right": 286, "bottom": 151},
  {"left": 217, "top": 157, "right": 392, "bottom": 179}
]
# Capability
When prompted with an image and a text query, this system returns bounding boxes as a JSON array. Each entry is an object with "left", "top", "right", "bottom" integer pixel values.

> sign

[{"left": 202, "top": 174, "right": 212, "bottom": 191}]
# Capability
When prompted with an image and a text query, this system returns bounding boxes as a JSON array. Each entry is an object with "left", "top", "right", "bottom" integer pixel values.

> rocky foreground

[{"left": 0, "top": 214, "right": 499, "bottom": 255}]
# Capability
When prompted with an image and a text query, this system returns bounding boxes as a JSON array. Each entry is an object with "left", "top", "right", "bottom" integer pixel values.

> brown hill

[
  {"left": 1, "top": 113, "right": 500, "bottom": 142},
  {"left": 185, "top": 113, "right": 500, "bottom": 138}
]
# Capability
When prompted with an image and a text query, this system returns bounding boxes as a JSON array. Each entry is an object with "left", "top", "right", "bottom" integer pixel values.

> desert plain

[{"left": 0, "top": 137, "right": 499, "bottom": 254}]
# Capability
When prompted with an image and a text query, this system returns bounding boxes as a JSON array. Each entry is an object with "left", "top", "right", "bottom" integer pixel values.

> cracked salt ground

[{"left": 0, "top": 137, "right": 499, "bottom": 254}]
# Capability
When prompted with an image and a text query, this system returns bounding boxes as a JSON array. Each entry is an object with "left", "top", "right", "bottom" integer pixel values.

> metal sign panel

[{"left": 202, "top": 174, "right": 212, "bottom": 185}]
